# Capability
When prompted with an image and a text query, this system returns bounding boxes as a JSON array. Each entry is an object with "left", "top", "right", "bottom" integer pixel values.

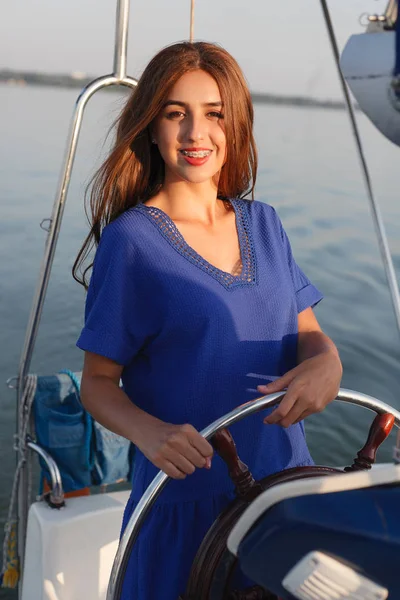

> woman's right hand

[{"left": 137, "top": 420, "right": 214, "bottom": 480}]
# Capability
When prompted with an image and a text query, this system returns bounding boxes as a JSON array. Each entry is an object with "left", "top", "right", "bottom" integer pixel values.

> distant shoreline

[{"left": 0, "top": 68, "right": 351, "bottom": 111}]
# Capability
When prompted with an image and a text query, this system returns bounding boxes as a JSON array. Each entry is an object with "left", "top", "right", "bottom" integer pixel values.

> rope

[
  {"left": 59, "top": 369, "right": 81, "bottom": 394},
  {"left": 319, "top": 0, "right": 400, "bottom": 341},
  {"left": 190, "top": 0, "right": 195, "bottom": 43},
  {"left": 0, "top": 369, "right": 86, "bottom": 588},
  {"left": 1, "top": 374, "right": 37, "bottom": 588},
  {"left": 320, "top": 0, "right": 400, "bottom": 466}
]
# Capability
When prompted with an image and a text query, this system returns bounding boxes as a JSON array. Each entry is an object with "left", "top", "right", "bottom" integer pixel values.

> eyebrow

[{"left": 163, "top": 100, "right": 223, "bottom": 108}]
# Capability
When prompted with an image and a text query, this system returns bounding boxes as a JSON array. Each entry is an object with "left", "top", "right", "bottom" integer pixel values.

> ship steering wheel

[{"left": 107, "top": 389, "right": 400, "bottom": 600}]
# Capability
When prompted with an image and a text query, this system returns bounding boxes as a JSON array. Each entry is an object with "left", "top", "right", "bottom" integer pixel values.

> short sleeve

[
  {"left": 274, "top": 209, "right": 323, "bottom": 313},
  {"left": 76, "top": 220, "right": 149, "bottom": 365}
]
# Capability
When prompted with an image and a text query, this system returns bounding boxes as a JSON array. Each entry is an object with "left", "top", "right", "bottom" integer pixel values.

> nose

[{"left": 184, "top": 113, "right": 206, "bottom": 143}]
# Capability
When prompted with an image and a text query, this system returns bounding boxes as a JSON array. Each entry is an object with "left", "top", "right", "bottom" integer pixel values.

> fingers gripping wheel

[{"left": 182, "top": 415, "right": 395, "bottom": 600}]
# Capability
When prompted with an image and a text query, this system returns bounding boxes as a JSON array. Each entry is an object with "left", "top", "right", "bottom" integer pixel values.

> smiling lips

[{"left": 179, "top": 147, "right": 213, "bottom": 166}]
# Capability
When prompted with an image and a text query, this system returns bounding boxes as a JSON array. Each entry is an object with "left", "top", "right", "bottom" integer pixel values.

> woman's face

[{"left": 153, "top": 69, "right": 226, "bottom": 186}]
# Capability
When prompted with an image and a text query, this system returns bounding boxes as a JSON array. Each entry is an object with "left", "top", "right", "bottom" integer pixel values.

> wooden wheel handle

[
  {"left": 345, "top": 412, "right": 395, "bottom": 471},
  {"left": 211, "top": 429, "right": 262, "bottom": 501}
]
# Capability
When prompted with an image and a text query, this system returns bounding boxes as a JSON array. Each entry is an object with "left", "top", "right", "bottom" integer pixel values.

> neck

[{"left": 154, "top": 177, "right": 228, "bottom": 226}]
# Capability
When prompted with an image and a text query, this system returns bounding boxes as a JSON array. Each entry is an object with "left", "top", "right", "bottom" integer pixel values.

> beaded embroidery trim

[{"left": 136, "top": 199, "right": 257, "bottom": 290}]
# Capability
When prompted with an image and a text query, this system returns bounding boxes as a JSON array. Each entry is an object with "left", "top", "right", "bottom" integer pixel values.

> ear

[{"left": 148, "top": 125, "right": 157, "bottom": 145}]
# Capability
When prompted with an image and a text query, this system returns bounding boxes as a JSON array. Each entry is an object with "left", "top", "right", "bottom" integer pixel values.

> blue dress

[{"left": 77, "top": 198, "right": 323, "bottom": 599}]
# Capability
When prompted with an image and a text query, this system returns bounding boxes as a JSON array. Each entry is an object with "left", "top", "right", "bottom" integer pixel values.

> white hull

[{"left": 341, "top": 32, "right": 400, "bottom": 147}]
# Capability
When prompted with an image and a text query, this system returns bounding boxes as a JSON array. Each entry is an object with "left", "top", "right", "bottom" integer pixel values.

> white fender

[{"left": 340, "top": 31, "right": 400, "bottom": 147}]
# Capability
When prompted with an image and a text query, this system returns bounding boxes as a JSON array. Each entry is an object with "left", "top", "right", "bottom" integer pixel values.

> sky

[{"left": 1, "top": 0, "right": 389, "bottom": 99}]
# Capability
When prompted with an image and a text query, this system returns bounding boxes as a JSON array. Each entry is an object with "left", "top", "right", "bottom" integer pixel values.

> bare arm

[
  {"left": 81, "top": 351, "right": 213, "bottom": 479},
  {"left": 296, "top": 306, "right": 341, "bottom": 364},
  {"left": 81, "top": 351, "right": 158, "bottom": 447}
]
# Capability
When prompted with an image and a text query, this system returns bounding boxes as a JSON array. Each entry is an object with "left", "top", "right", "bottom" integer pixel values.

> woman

[{"left": 74, "top": 41, "right": 342, "bottom": 599}]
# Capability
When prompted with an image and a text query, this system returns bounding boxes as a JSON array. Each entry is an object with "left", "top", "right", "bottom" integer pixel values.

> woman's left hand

[{"left": 257, "top": 350, "right": 342, "bottom": 428}]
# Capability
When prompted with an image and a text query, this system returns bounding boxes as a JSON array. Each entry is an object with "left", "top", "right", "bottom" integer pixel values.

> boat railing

[
  {"left": 26, "top": 440, "right": 65, "bottom": 508},
  {"left": 12, "top": 0, "right": 136, "bottom": 586}
]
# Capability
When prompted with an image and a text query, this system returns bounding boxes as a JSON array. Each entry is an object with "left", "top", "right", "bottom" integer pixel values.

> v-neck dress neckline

[{"left": 135, "top": 198, "right": 257, "bottom": 290}]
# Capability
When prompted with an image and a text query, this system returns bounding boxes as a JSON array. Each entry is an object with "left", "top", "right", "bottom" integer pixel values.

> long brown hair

[{"left": 73, "top": 41, "right": 258, "bottom": 288}]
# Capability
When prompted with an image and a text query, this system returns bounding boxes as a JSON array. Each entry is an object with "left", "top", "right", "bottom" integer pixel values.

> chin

[
  {"left": 175, "top": 166, "right": 222, "bottom": 185},
  {"left": 183, "top": 174, "right": 217, "bottom": 185}
]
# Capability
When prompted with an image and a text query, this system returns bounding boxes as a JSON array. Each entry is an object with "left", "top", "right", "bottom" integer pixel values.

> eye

[
  {"left": 208, "top": 111, "right": 224, "bottom": 119},
  {"left": 166, "top": 111, "right": 185, "bottom": 120}
]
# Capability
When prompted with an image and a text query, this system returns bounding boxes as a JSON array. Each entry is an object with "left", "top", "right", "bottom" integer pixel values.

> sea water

[{"left": 0, "top": 85, "right": 399, "bottom": 599}]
